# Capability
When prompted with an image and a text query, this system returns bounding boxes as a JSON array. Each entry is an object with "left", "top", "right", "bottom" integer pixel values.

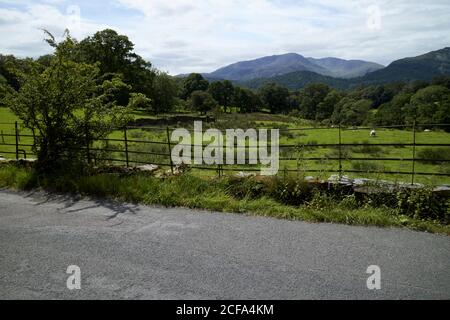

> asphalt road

[{"left": 0, "top": 189, "right": 449, "bottom": 300}]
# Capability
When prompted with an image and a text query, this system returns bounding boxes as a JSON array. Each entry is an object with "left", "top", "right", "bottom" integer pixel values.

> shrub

[
  {"left": 226, "top": 176, "right": 266, "bottom": 200},
  {"left": 417, "top": 147, "right": 450, "bottom": 164},
  {"left": 396, "top": 188, "right": 450, "bottom": 224},
  {"left": 128, "top": 93, "right": 152, "bottom": 110},
  {"left": 306, "top": 192, "right": 335, "bottom": 211},
  {"left": 273, "top": 174, "right": 312, "bottom": 206}
]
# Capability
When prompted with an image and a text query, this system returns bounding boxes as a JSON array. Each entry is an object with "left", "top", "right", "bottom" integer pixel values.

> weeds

[{"left": 0, "top": 163, "right": 449, "bottom": 235}]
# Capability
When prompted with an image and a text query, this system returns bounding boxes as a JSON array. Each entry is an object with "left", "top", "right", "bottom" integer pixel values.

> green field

[{"left": 1, "top": 107, "right": 450, "bottom": 185}]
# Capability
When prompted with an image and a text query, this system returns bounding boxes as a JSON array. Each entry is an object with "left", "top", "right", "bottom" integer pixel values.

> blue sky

[{"left": 1, "top": 0, "right": 450, "bottom": 75}]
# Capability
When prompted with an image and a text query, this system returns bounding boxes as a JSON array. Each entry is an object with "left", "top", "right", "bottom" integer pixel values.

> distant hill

[
  {"left": 237, "top": 70, "right": 350, "bottom": 90},
  {"left": 306, "top": 57, "right": 384, "bottom": 78},
  {"left": 206, "top": 53, "right": 384, "bottom": 81},
  {"left": 236, "top": 48, "right": 450, "bottom": 90},
  {"left": 357, "top": 47, "right": 450, "bottom": 84},
  {"left": 177, "top": 48, "right": 450, "bottom": 91}
]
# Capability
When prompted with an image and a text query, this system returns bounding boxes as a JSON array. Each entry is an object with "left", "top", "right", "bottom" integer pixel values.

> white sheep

[{"left": 370, "top": 129, "right": 377, "bottom": 137}]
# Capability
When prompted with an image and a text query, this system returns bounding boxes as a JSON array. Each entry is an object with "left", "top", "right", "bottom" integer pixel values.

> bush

[
  {"left": 306, "top": 192, "right": 335, "bottom": 211},
  {"left": 128, "top": 93, "right": 152, "bottom": 110},
  {"left": 225, "top": 176, "right": 267, "bottom": 200},
  {"left": 273, "top": 175, "right": 312, "bottom": 206},
  {"left": 396, "top": 189, "right": 450, "bottom": 224},
  {"left": 417, "top": 147, "right": 450, "bottom": 164}
]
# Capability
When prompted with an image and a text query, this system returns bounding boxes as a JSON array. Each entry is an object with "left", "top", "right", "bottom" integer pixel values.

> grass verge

[{"left": 0, "top": 163, "right": 449, "bottom": 235}]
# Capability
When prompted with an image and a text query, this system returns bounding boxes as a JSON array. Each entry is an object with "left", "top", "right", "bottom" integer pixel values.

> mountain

[
  {"left": 237, "top": 70, "right": 350, "bottom": 90},
  {"left": 358, "top": 47, "right": 450, "bottom": 84},
  {"left": 235, "top": 48, "right": 450, "bottom": 90},
  {"left": 177, "top": 48, "right": 450, "bottom": 91},
  {"left": 206, "top": 53, "right": 384, "bottom": 81},
  {"left": 306, "top": 57, "right": 384, "bottom": 78}
]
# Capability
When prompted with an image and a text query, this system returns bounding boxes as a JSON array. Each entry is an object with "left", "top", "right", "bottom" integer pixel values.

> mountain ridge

[
  {"left": 205, "top": 53, "right": 384, "bottom": 81},
  {"left": 176, "top": 47, "right": 450, "bottom": 91}
]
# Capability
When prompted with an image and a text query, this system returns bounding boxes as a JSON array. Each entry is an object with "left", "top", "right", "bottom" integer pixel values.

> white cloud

[
  {"left": 1, "top": 0, "right": 450, "bottom": 75},
  {"left": 0, "top": 1, "right": 108, "bottom": 57}
]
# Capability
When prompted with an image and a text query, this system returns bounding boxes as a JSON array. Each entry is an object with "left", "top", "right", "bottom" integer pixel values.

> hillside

[
  {"left": 307, "top": 57, "right": 384, "bottom": 78},
  {"left": 207, "top": 53, "right": 383, "bottom": 81},
  {"left": 236, "top": 48, "right": 450, "bottom": 90},
  {"left": 237, "top": 70, "right": 350, "bottom": 90},
  {"left": 359, "top": 47, "right": 450, "bottom": 84}
]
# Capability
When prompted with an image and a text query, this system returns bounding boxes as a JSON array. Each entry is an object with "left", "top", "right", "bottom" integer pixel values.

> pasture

[{"left": 1, "top": 107, "right": 449, "bottom": 185}]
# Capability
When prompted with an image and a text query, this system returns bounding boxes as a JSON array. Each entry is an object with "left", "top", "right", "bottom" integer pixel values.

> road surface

[{"left": 0, "top": 189, "right": 449, "bottom": 299}]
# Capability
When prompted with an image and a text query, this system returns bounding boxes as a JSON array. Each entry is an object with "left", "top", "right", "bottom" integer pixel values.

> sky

[{"left": 1, "top": 0, "right": 450, "bottom": 75}]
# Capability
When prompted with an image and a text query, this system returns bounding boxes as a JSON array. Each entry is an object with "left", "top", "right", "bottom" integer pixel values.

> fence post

[
  {"left": 15, "top": 121, "right": 19, "bottom": 160},
  {"left": 32, "top": 129, "right": 36, "bottom": 149},
  {"left": 85, "top": 126, "right": 91, "bottom": 166},
  {"left": 166, "top": 126, "right": 174, "bottom": 174},
  {"left": 124, "top": 127, "right": 129, "bottom": 167},
  {"left": 338, "top": 124, "right": 342, "bottom": 179},
  {"left": 411, "top": 121, "right": 416, "bottom": 185}
]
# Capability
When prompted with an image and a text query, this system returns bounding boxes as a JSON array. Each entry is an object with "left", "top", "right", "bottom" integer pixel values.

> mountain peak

[{"left": 207, "top": 53, "right": 384, "bottom": 81}]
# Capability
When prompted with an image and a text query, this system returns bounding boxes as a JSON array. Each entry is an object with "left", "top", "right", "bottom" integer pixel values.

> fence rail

[{"left": 1, "top": 121, "right": 450, "bottom": 184}]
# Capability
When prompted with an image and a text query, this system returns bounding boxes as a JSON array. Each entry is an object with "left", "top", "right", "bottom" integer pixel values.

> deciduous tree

[{"left": 8, "top": 31, "right": 131, "bottom": 173}]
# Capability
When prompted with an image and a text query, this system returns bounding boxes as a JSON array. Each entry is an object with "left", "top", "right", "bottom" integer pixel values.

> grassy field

[{"left": 1, "top": 106, "right": 450, "bottom": 185}]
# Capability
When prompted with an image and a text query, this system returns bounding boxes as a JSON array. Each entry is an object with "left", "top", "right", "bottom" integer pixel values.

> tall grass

[{"left": 0, "top": 164, "right": 449, "bottom": 234}]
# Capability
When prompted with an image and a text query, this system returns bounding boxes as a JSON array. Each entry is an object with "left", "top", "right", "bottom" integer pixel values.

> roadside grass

[{"left": 1, "top": 164, "right": 449, "bottom": 235}]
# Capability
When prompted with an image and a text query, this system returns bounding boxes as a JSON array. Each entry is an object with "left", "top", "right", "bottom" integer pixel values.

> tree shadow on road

[{"left": 25, "top": 190, "right": 140, "bottom": 220}]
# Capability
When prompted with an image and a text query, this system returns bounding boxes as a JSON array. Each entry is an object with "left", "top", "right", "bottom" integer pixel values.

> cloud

[
  {"left": 0, "top": 1, "right": 109, "bottom": 57},
  {"left": 1, "top": 0, "right": 450, "bottom": 75},
  {"left": 113, "top": 0, "right": 450, "bottom": 74}
]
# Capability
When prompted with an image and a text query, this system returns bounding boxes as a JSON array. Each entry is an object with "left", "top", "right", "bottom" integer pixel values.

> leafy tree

[
  {"left": 363, "top": 85, "right": 394, "bottom": 108},
  {"left": 298, "top": 83, "right": 330, "bottom": 119},
  {"left": 36, "top": 54, "right": 54, "bottom": 68},
  {"left": 288, "top": 93, "right": 300, "bottom": 110},
  {"left": 189, "top": 90, "right": 217, "bottom": 114},
  {"left": 208, "top": 80, "right": 234, "bottom": 113},
  {"left": 0, "top": 54, "right": 34, "bottom": 90},
  {"left": 182, "top": 73, "right": 209, "bottom": 99},
  {"left": 407, "top": 85, "right": 450, "bottom": 127},
  {"left": 8, "top": 31, "right": 130, "bottom": 173},
  {"left": 151, "top": 71, "right": 179, "bottom": 113},
  {"left": 0, "top": 74, "right": 14, "bottom": 107},
  {"left": 233, "top": 87, "right": 263, "bottom": 113},
  {"left": 75, "top": 29, "right": 155, "bottom": 97},
  {"left": 431, "top": 75, "right": 450, "bottom": 89},
  {"left": 316, "top": 90, "right": 343, "bottom": 121},
  {"left": 127, "top": 93, "right": 152, "bottom": 110},
  {"left": 258, "top": 82, "right": 290, "bottom": 113},
  {"left": 371, "top": 93, "right": 412, "bottom": 126},
  {"left": 402, "top": 80, "right": 429, "bottom": 94},
  {"left": 331, "top": 98, "right": 371, "bottom": 126},
  {"left": 100, "top": 74, "right": 132, "bottom": 107}
]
